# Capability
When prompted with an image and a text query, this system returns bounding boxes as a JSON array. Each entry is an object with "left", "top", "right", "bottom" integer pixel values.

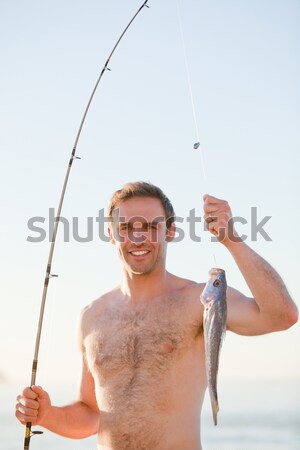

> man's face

[{"left": 108, "top": 197, "right": 173, "bottom": 276}]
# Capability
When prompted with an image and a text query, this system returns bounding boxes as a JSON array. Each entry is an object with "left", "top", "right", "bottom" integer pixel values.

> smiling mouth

[{"left": 129, "top": 250, "right": 150, "bottom": 256}]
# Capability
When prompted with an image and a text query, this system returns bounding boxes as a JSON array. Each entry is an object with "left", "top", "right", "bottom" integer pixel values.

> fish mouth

[{"left": 209, "top": 268, "right": 225, "bottom": 276}]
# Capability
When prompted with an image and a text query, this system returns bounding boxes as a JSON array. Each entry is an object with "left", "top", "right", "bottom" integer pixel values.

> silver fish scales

[{"left": 201, "top": 268, "right": 227, "bottom": 425}]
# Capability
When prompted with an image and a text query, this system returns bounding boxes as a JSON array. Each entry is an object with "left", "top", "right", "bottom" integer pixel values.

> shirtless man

[{"left": 16, "top": 181, "right": 298, "bottom": 450}]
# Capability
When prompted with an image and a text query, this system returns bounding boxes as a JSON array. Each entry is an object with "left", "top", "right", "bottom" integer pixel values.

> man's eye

[
  {"left": 120, "top": 224, "right": 131, "bottom": 231},
  {"left": 141, "top": 224, "right": 156, "bottom": 231}
]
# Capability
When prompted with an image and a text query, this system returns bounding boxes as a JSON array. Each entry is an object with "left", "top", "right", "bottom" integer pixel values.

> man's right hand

[{"left": 15, "top": 385, "right": 51, "bottom": 426}]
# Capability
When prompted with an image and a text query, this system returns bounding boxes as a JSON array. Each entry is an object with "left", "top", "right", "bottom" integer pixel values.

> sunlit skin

[{"left": 15, "top": 194, "right": 298, "bottom": 450}]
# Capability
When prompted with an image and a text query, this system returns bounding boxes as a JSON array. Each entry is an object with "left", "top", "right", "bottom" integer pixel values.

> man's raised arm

[{"left": 203, "top": 194, "right": 298, "bottom": 336}]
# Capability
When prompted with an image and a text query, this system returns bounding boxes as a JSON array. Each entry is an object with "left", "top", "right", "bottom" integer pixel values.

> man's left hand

[{"left": 203, "top": 194, "right": 238, "bottom": 244}]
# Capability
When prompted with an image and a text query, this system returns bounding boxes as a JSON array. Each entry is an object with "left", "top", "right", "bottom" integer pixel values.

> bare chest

[
  {"left": 85, "top": 295, "right": 201, "bottom": 383},
  {"left": 85, "top": 293, "right": 204, "bottom": 449}
]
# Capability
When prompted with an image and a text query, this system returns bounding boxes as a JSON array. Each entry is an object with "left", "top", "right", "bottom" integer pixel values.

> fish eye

[{"left": 213, "top": 279, "right": 220, "bottom": 287}]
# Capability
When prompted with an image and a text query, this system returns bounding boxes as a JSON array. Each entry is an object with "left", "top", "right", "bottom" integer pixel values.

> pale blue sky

[{"left": 0, "top": 0, "right": 299, "bottom": 391}]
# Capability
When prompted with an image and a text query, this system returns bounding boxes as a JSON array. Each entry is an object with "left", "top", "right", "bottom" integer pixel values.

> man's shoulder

[{"left": 168, "top": 272, "right": 205, "bottom": 297}]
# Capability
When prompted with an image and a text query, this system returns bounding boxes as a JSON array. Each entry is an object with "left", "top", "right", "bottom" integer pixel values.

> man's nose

[{"left": 131, "top": 228, "right": 148, "bottom": 244}]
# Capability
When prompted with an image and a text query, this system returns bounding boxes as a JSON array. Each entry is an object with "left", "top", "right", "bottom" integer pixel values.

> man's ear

[
  {"left": 166, "top": 222, "right": 176, "bottom": 242},
  {"left": 108, "top": 225, "right": 116, "bottom": 245}
]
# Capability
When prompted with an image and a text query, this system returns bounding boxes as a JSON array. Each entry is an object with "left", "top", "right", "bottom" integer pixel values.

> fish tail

[{"left": 212, "top": 401, "right": 219, "bottom": 426}]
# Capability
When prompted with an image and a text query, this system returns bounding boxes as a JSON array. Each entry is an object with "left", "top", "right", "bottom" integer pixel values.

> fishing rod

[{"left": 23, "top": 2, "right": 149, "bottom": 448}]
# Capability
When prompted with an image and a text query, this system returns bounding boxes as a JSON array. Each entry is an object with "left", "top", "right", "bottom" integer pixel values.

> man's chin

[
  {"left": 130, "top": 267, "right": 152, "bottom": 276},
  {"left": 126, "top": 262, "right": 154, "bottom": 276}
]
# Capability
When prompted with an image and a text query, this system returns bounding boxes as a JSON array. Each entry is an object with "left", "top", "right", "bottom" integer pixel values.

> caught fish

[{"left": 201, "top": 268, "right": 227, "bottom": 425}]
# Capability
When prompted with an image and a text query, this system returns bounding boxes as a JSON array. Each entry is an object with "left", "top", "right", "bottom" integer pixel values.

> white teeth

[{"left": 131, "top": 251, "right": 149, "bottom": 256}]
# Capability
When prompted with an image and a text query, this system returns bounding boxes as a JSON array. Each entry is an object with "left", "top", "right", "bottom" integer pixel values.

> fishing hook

[{"left": 23, "top": 1, "right": 149, "bottom": 448}]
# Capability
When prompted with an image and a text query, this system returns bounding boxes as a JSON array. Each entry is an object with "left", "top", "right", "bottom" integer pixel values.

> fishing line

[
  {"left": 213, "top": 254, "right": 218, "bottom": 268},
  {"left": 175, "top": 0, "right": 206, "bottom": 183},
  {"left": 175, "top": 0, "right": 218, "bottom": 267}
]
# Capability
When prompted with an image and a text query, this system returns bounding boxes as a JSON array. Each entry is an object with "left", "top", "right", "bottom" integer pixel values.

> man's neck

[{"left": 121, "top": 269, "right": 170, "bottom": 303}]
